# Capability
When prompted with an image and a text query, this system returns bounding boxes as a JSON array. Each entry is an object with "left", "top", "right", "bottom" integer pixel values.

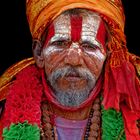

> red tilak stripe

[
  {"left": 96, "top": 20, "right": 107, "bottom": 48},
  {"left": 71, "top": 16, "right": 82, "bottom": 42},
  {"left": 44, "top": 23, "right": 55, "bottom": 47}
]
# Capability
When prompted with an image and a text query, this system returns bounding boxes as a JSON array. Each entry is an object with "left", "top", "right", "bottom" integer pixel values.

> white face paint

[
  {"left": 50, "top": 13, "right": 71, "bottom": 43},
  {"left": 42, "top": 9, "right": 107, "bottom": 107},
  {"left": 43, "top": 14, "right": 71, "bottom": 56},
  {"left": 81, "top": 11, "right": 101, "bottom": 48},
  {"left": 43, "top": 46, "right": 63, "bottom": 57},
  {"left": 68, "top": 42, "right": 82, "bottom": 55},
  {"left": 85, "top": 49, "right": 106, "bottom": 60},
  {"left": 43, "top": 9, "right": 106, "bottom": 61}
]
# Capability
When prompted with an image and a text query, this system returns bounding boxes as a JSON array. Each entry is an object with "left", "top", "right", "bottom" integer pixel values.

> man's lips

[
  {"left": 64, "top": 73, "right": 83, "bottom": 81},
  {"left": 56, "top": 72, "right": 87, "bottom": 90},
  {"left": 64, "top": 76, "right": 82, "bottom": 81},
  {"left": 57, "top": 70, "right": 85, "bottom": 82}
]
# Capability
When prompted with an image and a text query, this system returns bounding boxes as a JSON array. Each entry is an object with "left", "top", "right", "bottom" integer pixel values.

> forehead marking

[
  {"left": 51, "top": 14, "right": 71, "bottom": 42},
  {"left": 81, "top": 12, "right": 101, "bottom": 46},
  {"left": 44, "top": 24, "right": 55, "bottom": 47},
  {"left": 71, "top": 16, "right": 82, "bottom": 42},
  {"left": 96, "top": 20, "right": 107, "bottom": 47}
]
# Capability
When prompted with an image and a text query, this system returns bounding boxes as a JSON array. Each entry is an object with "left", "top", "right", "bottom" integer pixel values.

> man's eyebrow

[
  {"left": 81, "top": 38, "right": 101, "bottom": 48},
  {"left": 50, "top": 35, "right": 69, "bottom": 44}
]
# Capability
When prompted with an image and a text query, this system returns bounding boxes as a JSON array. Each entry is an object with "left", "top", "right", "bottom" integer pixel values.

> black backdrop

[{"left": 0, "top": 0, "right": 140, "bottom": 75}]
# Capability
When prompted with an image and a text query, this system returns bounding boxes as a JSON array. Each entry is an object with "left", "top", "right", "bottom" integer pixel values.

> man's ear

[{"left": 32, "top": 40, "right": 44, "bottom": 68}]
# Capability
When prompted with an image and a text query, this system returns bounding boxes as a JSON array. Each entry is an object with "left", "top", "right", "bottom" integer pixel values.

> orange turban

[{"left": 26, "top": 0, "right": 125, "bottom": 40}]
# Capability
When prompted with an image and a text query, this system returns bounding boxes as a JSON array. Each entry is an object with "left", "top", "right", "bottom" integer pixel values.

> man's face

[{"left": 41, "top": 10, "right": 107, "bottom": 107}]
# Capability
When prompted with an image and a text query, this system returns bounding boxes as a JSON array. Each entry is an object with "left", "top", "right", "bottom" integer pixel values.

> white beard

[{"left": 48, "top": 66, "right": 96, "bottom": 107}]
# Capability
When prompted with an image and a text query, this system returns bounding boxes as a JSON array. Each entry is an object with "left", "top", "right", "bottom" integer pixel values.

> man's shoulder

[
  {"left": 0, "top": 58, "right": 36, "bottom": 138},
  {"left": 0, "top": 58, "right": 35, "bottom": 101}
]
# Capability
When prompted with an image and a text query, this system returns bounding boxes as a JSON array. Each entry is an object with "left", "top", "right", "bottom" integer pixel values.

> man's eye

[
  {"left": 81, "top": 43, "right": 97, "bottom": 50},
  {"left": 52, "top": 41, "right": 69, "bottom": 46}
]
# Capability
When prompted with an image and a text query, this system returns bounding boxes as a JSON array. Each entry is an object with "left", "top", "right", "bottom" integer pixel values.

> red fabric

[
  {"left": 3, "top": 66, "right": 43, "bottom": 127},
  {"left": 1, "top": 62, "right": 140, "bottom": 139},
  {"left": 103, "top": 59, "right": 140, "bottom": 140},
  {"left": 0, "top": 109, "right": 4, "bottom": 140},
  {"left": 71, "top": 16, "right": 82, "bottom": 42},
  {"left": 103, "top": 61, "right": 140, "bottom": 111},
  {"left": 42, "top": 69, "right": 103, "bottom": 111},
  {"left": 121, "top": 105, "right": 140, "bottom": 140}
]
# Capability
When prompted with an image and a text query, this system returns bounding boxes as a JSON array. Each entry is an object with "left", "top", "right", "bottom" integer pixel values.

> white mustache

[{"left": 48, "top": 66, "right": 96, "bottom": 84}]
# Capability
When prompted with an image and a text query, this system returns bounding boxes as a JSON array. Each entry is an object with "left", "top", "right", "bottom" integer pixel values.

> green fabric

[
  {"left": 2, "top": 106, "right": 126, "bottom": 140},
  {"left": 101, "top": 106, "right": 126, "bottom": 140},
  {"left": 3, "top": 121, "right": 40, "bottom": 140}
]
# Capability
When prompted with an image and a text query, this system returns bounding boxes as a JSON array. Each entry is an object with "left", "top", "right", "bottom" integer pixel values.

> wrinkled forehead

[{"left": 44, "top": 9, "right": 107, "bottom": 47}]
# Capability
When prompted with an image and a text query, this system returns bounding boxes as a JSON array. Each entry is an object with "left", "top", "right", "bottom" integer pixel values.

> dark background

[{"left": 0, "top": 0, "right": 139, "bottom": 75}]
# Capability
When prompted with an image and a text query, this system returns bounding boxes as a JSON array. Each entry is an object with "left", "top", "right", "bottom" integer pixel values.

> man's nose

[{"left": 64, "top": 42, "right": 84, "bottom": 66}]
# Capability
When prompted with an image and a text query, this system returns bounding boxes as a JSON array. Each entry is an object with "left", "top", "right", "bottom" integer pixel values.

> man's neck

[{"left": 48, "top": 103, "right": 93, "bottom": 120}]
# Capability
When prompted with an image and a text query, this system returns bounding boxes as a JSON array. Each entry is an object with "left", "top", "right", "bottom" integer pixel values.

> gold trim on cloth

[{"left": 0, "top": 58, "right": 35, "bottom": 101}]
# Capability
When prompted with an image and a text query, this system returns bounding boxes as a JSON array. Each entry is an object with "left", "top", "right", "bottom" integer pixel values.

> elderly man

[{"left": 0, "top": 0, "right": 140, "bottom": 140}]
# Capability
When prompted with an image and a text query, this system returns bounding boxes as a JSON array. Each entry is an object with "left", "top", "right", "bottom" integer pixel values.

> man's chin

[
  {"left": 56, "top": 77, "right": 88, "bottom": 91},
  {"left": 53, "top": 88, "right": 91, "bottom": 107}
]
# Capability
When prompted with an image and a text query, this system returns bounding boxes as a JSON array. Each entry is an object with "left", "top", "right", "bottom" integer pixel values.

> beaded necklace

[{"left": 41, "top": 97, "right": 101, "bottom": 140}]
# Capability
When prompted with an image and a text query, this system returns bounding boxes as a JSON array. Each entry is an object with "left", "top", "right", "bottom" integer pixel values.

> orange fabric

[
  {"left": 26, "top": 0, "right": 125, "bottom": 40},
  {"left": 0, "top": 58, "right": 35, "bottom": 101},
  {"left": 0, "top": 82, "right": 13, "bottom": 102}
]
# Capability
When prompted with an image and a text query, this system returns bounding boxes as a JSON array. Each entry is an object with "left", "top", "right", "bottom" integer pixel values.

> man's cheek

[
  {"left": 44, "top": 56, "right": 63, "bottom": 76},
  {"left": 91, "top": 61, "right": 105, "bottom": 77},
  {"left": 44, "top": 56, "right": 56, "bottom": 75}
]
